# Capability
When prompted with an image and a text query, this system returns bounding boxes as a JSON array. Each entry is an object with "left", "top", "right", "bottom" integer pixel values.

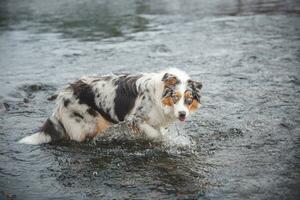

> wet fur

[{"left": 19, "top": 68, "right": 202, "bottom": 144}]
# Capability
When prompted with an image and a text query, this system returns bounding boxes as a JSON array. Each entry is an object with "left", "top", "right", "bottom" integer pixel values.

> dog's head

[{"left": 161, "top": 70, "right": 202, "bottom": 121}]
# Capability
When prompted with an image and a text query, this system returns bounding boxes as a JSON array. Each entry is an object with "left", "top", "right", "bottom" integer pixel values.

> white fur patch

[{"left": 18, "top": 132, "right": 51, "bottom": 145}]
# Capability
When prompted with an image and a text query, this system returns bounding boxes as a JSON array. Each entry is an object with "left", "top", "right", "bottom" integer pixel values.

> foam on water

[
  {"left": 163, "top": 123, "right": 194, "bottom": 147},
  {"left": 94, "top": 121, "right": 194, "bottom": 146}
]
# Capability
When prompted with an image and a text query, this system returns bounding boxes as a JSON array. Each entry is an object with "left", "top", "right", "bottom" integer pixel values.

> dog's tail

[
  {"left": 18, "top": 132, "right": 51, "bottom": 145},
  {"left": 18, "top": 117, "right": 66, "bottom": 145}
]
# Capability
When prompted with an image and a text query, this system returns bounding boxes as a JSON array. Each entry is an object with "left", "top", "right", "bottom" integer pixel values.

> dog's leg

[
  {"left": 93, "top": 116, "right": 111, "bottom": 137},
  {"left": 87, "top": 116, "right": 111, "bottom": 144},
  {"left": 126, "top": 115, "right": 143, "bottom": 134},
  {"left": 62, "top": 118, "right": 87, "bottom": 142},
  {"left": 138, "top": 123, "right": 161, "bottom": 138}
]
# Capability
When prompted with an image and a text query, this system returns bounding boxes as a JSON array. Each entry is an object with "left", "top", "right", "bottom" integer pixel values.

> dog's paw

[
  {"left": 124, "top": 115, "right": 141, "bottom": 134},
  {"left": 127, "top": 121, "right": 141, "bottom": 135}
]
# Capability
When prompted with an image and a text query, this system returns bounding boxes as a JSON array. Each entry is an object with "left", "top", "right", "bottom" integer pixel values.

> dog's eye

[
  {"left": 172, "top": 91, "right": 181, "bottom": 103},
  {"left": 185, "top": 98, "right": 193, "bottom": 105}
]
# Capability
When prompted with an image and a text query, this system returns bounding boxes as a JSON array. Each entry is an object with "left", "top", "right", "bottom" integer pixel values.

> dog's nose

[{"left": 178, "top": 111, "right": 186, "bottom": 118}]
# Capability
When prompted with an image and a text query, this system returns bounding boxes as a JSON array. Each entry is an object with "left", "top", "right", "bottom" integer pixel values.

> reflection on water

[
  {"left": 0, "top": 0, "right": 150, "bottom": 40},
  {"left": 0, "top": 0, "right": 300, "bottom": 199},
  {"left": 0, "top": 0, "right": 299, "bottom": 41}
]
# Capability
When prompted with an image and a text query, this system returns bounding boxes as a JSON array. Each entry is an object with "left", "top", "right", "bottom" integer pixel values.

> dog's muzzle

[{"left": 178, "top": 111, "right": 186, "bottom": 121}]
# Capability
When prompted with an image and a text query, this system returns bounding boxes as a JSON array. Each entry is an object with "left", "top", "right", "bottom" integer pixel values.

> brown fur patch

[
  {"left": 96, "top": 117, "right": 110, "bottom": 133},
  {"left": 174, "top": 91, "right": 182, "bottom": 103},
  {"left": 162, "top": 91, "right": 182, "bottom": 106},
  {"left": 162, "top": 73, "right": 180, "bottom": 87},
  {"left": 127, "top": 123, "right": 141, "bottom": 134},
  {"left": 184, "top": 90, "right": 193, "bottom": 99},
  {"left": 175, "top": 91, "right": 182, "bottom": 98},
  {"left": 162, "top": 97, "right": 174, "bottom": 106},
  {"left": 90, "top": 117, "right": 111, "bottom": 138},
  {"left": 187, "top": 100, "right": 200, "bottom": 112},
  {"left": 164, "top": 77, "right": 179, "bottom": 87}
]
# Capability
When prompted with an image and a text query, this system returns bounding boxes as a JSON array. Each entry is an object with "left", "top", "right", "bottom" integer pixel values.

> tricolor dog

[{"left": 19, "top": 68, "right": 202, "bottom": 144}]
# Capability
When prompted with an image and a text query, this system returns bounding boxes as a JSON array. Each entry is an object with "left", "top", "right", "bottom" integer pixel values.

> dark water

[{"left": 1, "top": 0, "right": 300, "bottom": 199}]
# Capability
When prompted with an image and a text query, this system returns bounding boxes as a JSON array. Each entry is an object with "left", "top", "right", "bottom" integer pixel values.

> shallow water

[{"left": 0, "top": 0, "right": 300, "bottom": 199}]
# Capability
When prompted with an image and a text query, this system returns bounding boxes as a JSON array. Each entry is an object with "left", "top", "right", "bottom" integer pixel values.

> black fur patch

[
  {"left": 73, "top": 112, "right": 84, "bottom": 119},
  {"left": 41, "top": 119, "right": 66, "bottom": 143},
  {"left": 162, "top": 87, "right": 173, "bottom": 98},
  {"left": 162, "top": 73, "right": 180, "bottom": 85},
  {"left": 114, "top": 75, "right": 142, "bottom": 121},
  {"left": 70, "top": 80, "right": 117, "bottom": 123},
  {"left": 87, "top": 108, "right": 97, "bottom": 117},
  {"left": 64, "top": 99, "right": 71, "bottom": 107},
  {"left": 187, "top": 80, "right": 202, "bottom": 101},
  {"left": 137, "top": 106, "right": 143, "bottom": 111}
]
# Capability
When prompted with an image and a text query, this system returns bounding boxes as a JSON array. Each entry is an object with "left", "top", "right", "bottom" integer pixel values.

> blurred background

[{"left": 0, "top": 0, "right": 299, "bottom": 199}]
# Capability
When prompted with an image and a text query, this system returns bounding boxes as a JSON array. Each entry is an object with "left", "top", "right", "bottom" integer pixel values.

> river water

[{"left": 0, "top": 0, "right": 300, "bottom": 199}]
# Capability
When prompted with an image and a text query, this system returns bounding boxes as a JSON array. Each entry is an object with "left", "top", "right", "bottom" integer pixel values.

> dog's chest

[{"left": 146, "top": 107, "right": 174, "bottom": 128}]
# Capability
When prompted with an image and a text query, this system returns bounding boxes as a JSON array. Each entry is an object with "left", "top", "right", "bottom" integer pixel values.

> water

[{"left": 0, "top": 0, "right": 300, "bottom": 199}]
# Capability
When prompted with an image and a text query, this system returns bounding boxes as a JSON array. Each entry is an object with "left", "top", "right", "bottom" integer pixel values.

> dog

[{"left": 19, "top": 68, "right": 202, "bottom": 144}]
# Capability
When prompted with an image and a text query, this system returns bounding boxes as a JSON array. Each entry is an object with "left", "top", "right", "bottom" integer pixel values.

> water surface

[{"left": 0, "top": 0, "right": 300, "bottom": 199}]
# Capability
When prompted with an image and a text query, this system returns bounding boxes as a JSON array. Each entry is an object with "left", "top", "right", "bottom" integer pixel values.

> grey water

[{"left": 0, "top": 0, "right": 300, "bottom": 199}]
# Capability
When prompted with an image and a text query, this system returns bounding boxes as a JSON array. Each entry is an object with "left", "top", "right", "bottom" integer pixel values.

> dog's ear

[
  {"left": 162, "top": 73, "right": 180, "bottom": 87},
  {"left": 187, "top": 79, "right": 202, "bottom": 101}
]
